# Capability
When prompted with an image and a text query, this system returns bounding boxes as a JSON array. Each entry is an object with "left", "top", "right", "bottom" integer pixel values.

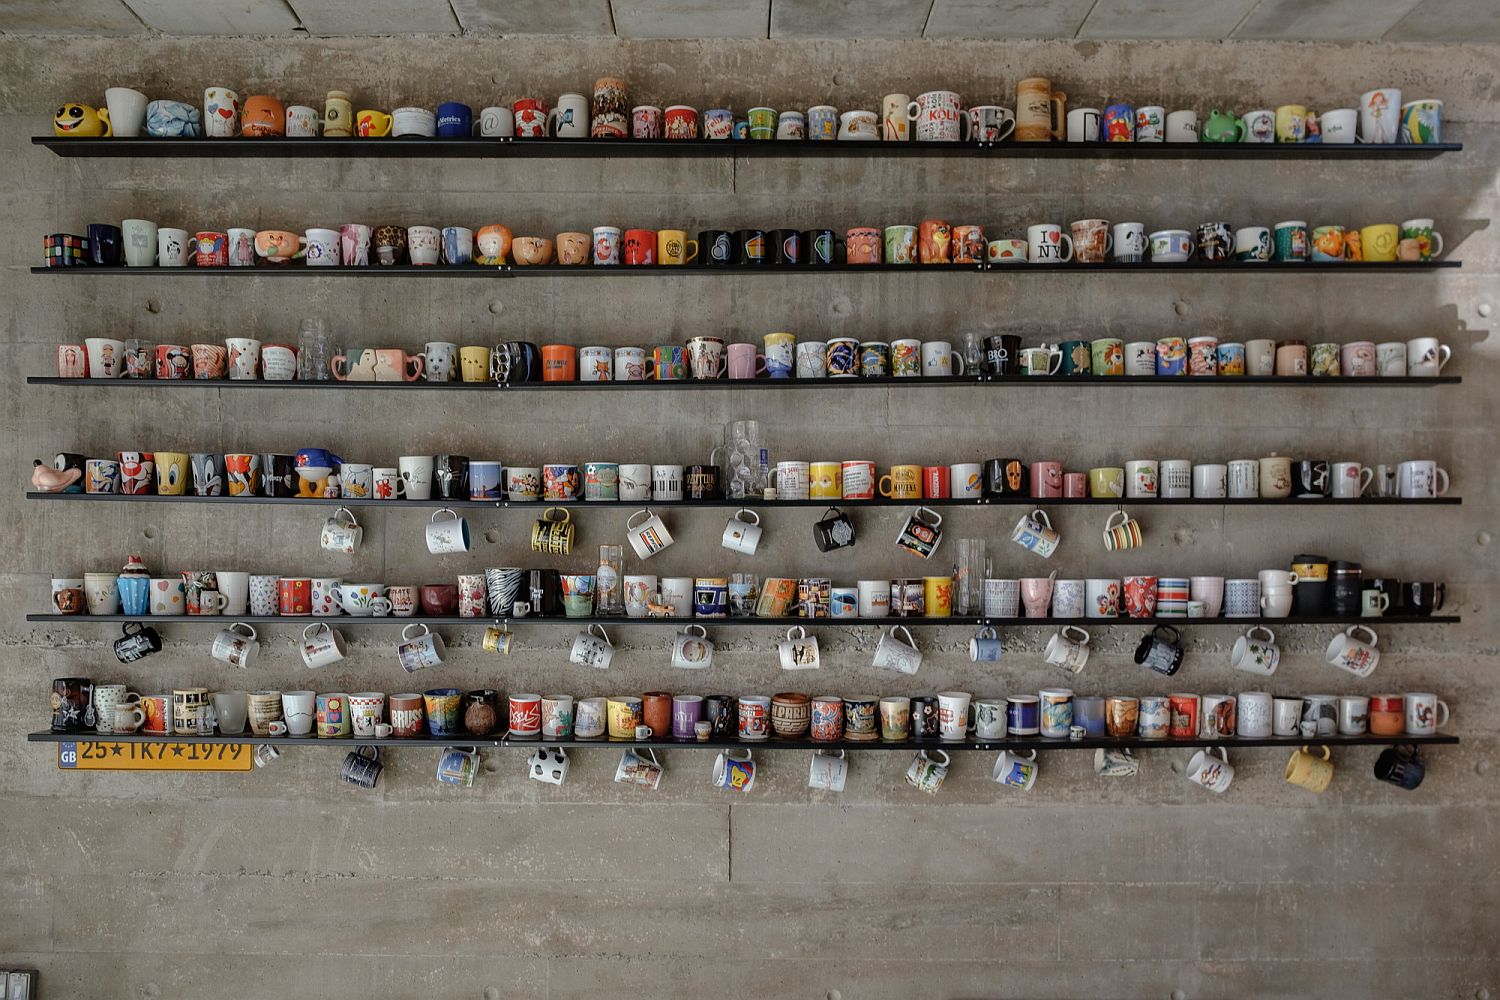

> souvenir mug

[{"left": 1011, "top": 509, "right": 1058, "bottom": 558}]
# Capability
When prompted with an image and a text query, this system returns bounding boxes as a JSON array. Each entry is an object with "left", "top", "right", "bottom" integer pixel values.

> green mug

[
  {"left": 1090, "top": 338, "right": 1124, "bottom": 375},
  {"left": 1274, "top": 222, "right": 1308, "bottom": 262},
  {"left": 1059, "top": 340, "right": 1092, "bottom": 376},
  {"left": 747, "top": 107, "right": 777, "bottom": 140}
]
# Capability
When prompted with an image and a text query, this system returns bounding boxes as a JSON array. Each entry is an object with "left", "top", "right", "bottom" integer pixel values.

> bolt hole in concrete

[
  {"left": 1479, "top": 531, "right": 1493, "bottom": 546},
  {"left": 1173, "top": 300, "right": 1190, "bottom": 316},
  {"left": 1171, "top": 991, "right": 1188, "bottom": 1000},
  {"left": 1478, "top": 303, "right": 1492, "bottom": 318},
  {"left": 484, "top": 987, "right": 500, "bottom": 999},
  {"left": 484, "top": 529, "right": 501, "bottom": 544},
  {"left": 827, "top": 991, "right": 843, "bottom": 1000},
  {"left": 145, "top": 298, "right": 161, "bottom": 314},
  {"left": 141, "top": 525, "right": 157, "bottom": 540},
  {"left": 488, "top": 300, "right": 504, "bottom": 315}
]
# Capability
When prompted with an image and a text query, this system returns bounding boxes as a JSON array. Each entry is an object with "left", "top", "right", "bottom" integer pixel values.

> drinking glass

[
  {"left": 954, "top": 538, "right": 991, "bottom": 615},
  {"left": 298, "top": 318, "right": 331, "bottom": 381}
]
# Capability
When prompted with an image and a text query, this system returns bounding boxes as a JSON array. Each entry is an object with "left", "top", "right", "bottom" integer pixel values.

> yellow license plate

[{"left": 58, "top": 741, "right": 253, "bottom": 771}]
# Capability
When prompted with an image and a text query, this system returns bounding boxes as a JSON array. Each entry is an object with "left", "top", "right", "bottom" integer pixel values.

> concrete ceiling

[{"left": 1, "top": 0, "right": 1496, "bottom": 41}]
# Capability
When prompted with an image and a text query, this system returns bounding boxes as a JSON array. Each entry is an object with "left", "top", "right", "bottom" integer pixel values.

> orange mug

[
  {"left": 556, "top": 231, "right": 590, "bottom": 265},
  {"left": 918, "top": 219, "right": 952, "bottom": 264},
  {"left": 846, "top": 227, "right": 881, "bottom": 265},
  {"left": 253, "top": 230, "right": 304, "bottom": 263},
  {"left": 241, "top": 95, "right": 286, "bottom": 137},
  {"left": 541, "top": 344, "right": 578, "bottom": 382}
]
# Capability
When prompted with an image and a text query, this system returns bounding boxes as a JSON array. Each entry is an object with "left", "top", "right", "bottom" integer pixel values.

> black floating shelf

[
  {"left": 25, "top": 374, "right": 1463, "bottom": 390},
  {"left": 23, "top": 492, "right": 1463, "bottom": 509},
  {"left": 26, "top": 613, "right": 1461, "bottom": 627},
  {"left": 31, "top": 136, "right": 1463, "bottom": 160},
  {"left": 25, "top": 730, "right": 1459, "bottom": 751},
  {"left": 29, "top": 261, "right": 1460, "bottom": 277}
]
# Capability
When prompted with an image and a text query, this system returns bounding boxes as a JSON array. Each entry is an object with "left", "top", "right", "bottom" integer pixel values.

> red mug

[
  {"left": 513, "top": 98, "right": 547, "bottom": 137},
  {"left": 846, "top": 227, "right": 882, "bottom": 265},
  {"left": 1063, "top": 472, "right": 1087, "bottom": 498},
  {"left": 1369, "top": 694, "right": 1404, "bottom": 736},
  {"left": 154, "top": 344, "right": 190, "bottom": 380},
  {"left": 278, "top": 577, "right": 312, "bottom": 615},
  {"left": 663, "top": 105, "right": 698, "bottom": 139},
  {"left": 193, "top": 231, "right": 228, "bottom": 267},
  {"left": 420, "top": 584, "right": 459, "bottom": 616},
  {"left": 1029, "top": 461, "right": 1063, "bottom": 498},
  {"left": 623, "top": 229, "right": 657, "bottom": 265},
  {"left": 508, "top": 694, "right": 541, "bottom": 737},
  {"left": 922, "top": 465, "right": 950, "bottom": 499}
]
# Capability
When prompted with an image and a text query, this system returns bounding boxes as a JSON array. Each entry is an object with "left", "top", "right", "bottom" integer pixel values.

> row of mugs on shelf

[
  {"left": 58, "top": 83, "right": 1437, "bottom": 147},
  {"left": 34, "top": 450, "right": 1452, "bottom": 506},
  {"left": 56, "top": 556, "right": 1444, "bottom": 623},
  {"left": 52, "top": 681, "right": 1451, "bottom": 745},
  {"left": 55, "top": 333, "right": 1457, "bottom": 383},
  {"left": 42, "top": 217, "right": 1444, "bottom": 269}
]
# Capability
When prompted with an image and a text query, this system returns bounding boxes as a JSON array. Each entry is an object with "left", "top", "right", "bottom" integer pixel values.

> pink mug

[{"left": 726, "top": 343, "right": 766, "bottom": 380}]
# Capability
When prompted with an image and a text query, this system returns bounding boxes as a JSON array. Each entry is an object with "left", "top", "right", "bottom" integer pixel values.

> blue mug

[
  {"left": 808, "top": 106, "right": 837, "bottom": 141},
  {"left": 970, "top": 626, "right": 1002, "bottom": 662},
  {"left": 436, "top": 101, "right": 472, "bottom": 138},
  {"left": 117, "top": 576, "right": 150, "bottom": 617},
  {"left": 295, "top": 448, "right": 343, "bottom": 476},
  {"left": 145, "top": 100, "right": 202, "bottom": 137},
  {"left": 693, "top": 582, "right": 728, "bottom": 618},
  {"left": 1103, "top": 102, "right": 1135, "bottom": 141},
  {"left": 441, "top": 226, "right": 473, "bottom": 265}
]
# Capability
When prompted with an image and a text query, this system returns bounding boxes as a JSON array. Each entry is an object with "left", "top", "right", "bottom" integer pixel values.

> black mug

[
  {"left": 983, "top": 335, "right": 1023, "bottom": 376},
  {"left": 1134, "top": 625, "right": 1183, "bottom": 675},
  {"left": 803, "top": 229, "right": 837, "bottom": 265},
  {"left": 528, "top": 569, "right": 562, "bottom": 616},
  {"left": 495, "top": 341, "right": 541, "bottom": 383},
  {"left": 1374, "top": 745, "right": 1425, "bottom": 789},
  {"left": 435, "top": 455, "right": 470, "bottom": 500},
  {"left": 341, "top": 746, "right": 383, "bottom": 789},
  {"left": 734, "top": 229, "right": 766, "bottom": 266},
  {"left": 684, "top": 464, "right": 721, "bottom": 500},
  {"left": 705, "top": 695, "right": 736, "bottom": 738},
  {"left": 700, "top": 230, "right": 734, "bottom": 266},
  {"left": 911, "top": 696, "right": 939, "bottom": 738},
  {"left": 113, "top": 622, "right": 163, "bottom": 664},
  {"left": 1328, "top": 561, "right": 1363, "bottom": 617},
  {"left": 985, "top": 458, "right": 1027, "bottom": 497},
  {"left": 51, "top": 677, "right": 94, "bottom": 732},
  {"left": 768, "top": 229, "right": 801, "bottom": 265},
  {"left": 813, "top": 507, "right": 856, "bottom": 551},
  {"left": 261, "top": 453, "right": 297, "bottom": 497},
  {"left": 1295, "top": 460, "right": 1330, "bottom": 498},
  {"left": 1403, "top": 581, "right": 1445, "bottom": 616},
  {"left": 87, "top": 223, "right": 122, "bottom": 266}
]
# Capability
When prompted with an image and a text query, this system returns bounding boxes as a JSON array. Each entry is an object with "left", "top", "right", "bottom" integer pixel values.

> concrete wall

[{"left": 1, "top": 34, "right": 1497, "bottom": 999}]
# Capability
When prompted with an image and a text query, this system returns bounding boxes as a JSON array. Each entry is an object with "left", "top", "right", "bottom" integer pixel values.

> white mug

[
  {"left": 1065, "top": 107, "right": 1100, "bottom": 142},
  {"left": 671, "top": 624, "right": 714, "bottom": 669},
  {"left": 479, "top": 105, "right": 515, "bottom": 137},
  {"left": 426, "top": 508, "right": 471, "bottom": 554},
  {"left": 1396, "top": 460, "right": 1449, "bottom": 498},
  {"left": 210, "top": 622, "right": 258, "bottom": 668},
  {"left": 301, "top": 622, "right": 347, "bottom": 668},
  {"left": 1273, "top": 697, "right": 1303, "bottom": 736},
  {"left": 936, "top": 691, "right": 972, "bottom": 740},
  {"left": 778, "top": 625, "right": 821, "bottom": 670},
  {"left": 650, "top": 466, "right": 684, "bottom": 501},
  {"left": 528, "top": 747, "right": 569, "bottom": 785},
  {"left": 857, "top": 579, "right": 891, "bottom": 617},
  {"left": 396, "top": 623, "right": 446, "bottom": 672},
  {"left": 399, "top": 455, "right": 435, "bottom": 500},
  {"left": 1230, "top": 625, "right": 1280, "bottom": 676},
  {"left": 1026, "top": 223, "right": 1074, "bottom": 263},
  {"left": 1405, "top": 692, "right": 1450, "bottom": 735},
  {"left": 992, "top": 750, "right": 1039, "bottom": 790},
  {"left": 1044, "top": 625, "right": 1090, "bottom": 673},
  {"left": 1011, "top": 509, "right": 1059, "bottom": 558},
  {"left": 1406, "top": 338, "right": 1451, "bottom": 376},
  {"left": 303, "top": 227, "right": 340, "bottom": 266},
  {"left": 1319, "top": 107, "right": 1357, "bottom": 143},
  {"left": 547, "top": 92, "right": 589, "bottom": 138},
  {"left": 771, "top": 461, "right": 810, "bottom": 500},
  {"left": 921, "top": 341, "right": 965, "bottom": 377},
  {"left": 1237, "top": 691, "right": 1273, "bottom": 738},
  {"left": 1192, "top": 463, "right": 1227, "bottom": 499},
  {"left": 1186, "top": 747, "right": 1234, "bottom": 793},
  {"left": 319, "top": 507, "right": 362, "bottom": 554},
  {"left": 1326, "top": 625, "right": 1380, "bottom": 677},
  {"left": 721, "top": 510, "right": 762, "bottom": 554},
  {"left": 872, "top": 625, "right": 922, "bottom": 674},
  {"left": 626, "top": 509, "right": 674, "bottom": 559},
  {"left": 1165, "top": 109, "right": 1198, "bottom": 141},
  {"left": 973, "top": 698, "right": 1006, "bottom": 739},
  {"left": 808, "top": 750, "right": 847, "bottom": 792},
  {"left": 1113, "top": 223, "right": 1147, "bottom": 262},
  {"left": 569, "top": 624, "right": 614, "bottom": 669},
  {"left": 1359, "top": 87, "right": 1402, "bottom": 143},
  {"left": 618, "top": 463, "right": 652, "bottom": 501},
  {"left": 1331, "top": 462, "right": 1374, "bottom": 499},
  {"left": 623, "top": 574, "right": 658, "bottom": 618}
]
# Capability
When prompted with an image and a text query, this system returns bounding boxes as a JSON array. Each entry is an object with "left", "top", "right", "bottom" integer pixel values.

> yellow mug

[
  {"left": 879, "top": 465, "right": 921, "bottom": 499},
  {"left": 923, "top": 576, "right": 953, "bottom": 617},
  {"left": 606, "top": 697, "right": 642, "bottom": 739},
  {"left": 154, "top": 452, "right": 189, "bottom": 496},
  {"left": 809, "top": 461, "right": 842, "bottom": 499},
  {"left": 1274, "top": 104, "right": 1307, "bottom": 142},
  {"left": 459, "top": 346, "right": 491, "bottom": 382},
  {"left": 1360, "top": 224, "right": 1399, "bottom": 262},
  {"left": 1285, "top": 745, "right": 1333, "bottom": 792},
  {"left": 657, "top": 229, "right": 699, "bottom": 266},
  {"left": 1088, "top": 467, "right": 1125, "bottom": 499},
  {"left": 356, "top": 109, "right": 391, "bottom": 137}
]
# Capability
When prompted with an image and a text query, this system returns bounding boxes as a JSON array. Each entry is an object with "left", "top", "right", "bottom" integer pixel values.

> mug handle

[
  {"left": 905, "top": 101, "right": 921, "bottom": 122},
  {"left": 431, "top": 507, "right": 457, "bottom": 523},
  {"left": 626, "top": 509, "right": 651, "bottom": 530},
  {"left": 402, "top": 622, "right": 429, "bottom": 641},
  {"left": 1063, "top": 624, "right": 1090, "bottom": 644},
  {"left": 1432, "top": 583, "right": 1446, "bottom": 611},
  {"left": 736, "top": 508, "right": 760, "bottom": 526},
  {"left": 950, "top": 353, "right": 966, "bottom": 376},
  {"left": 878, "top": 475, "right": 894, "bottom": 497},
  {"left": 893, "top": 624, "right": 915, "bottom": 647},
  {"left": 1433, "top": 467, "right": 1450, "bottom": 496},
  {"left": 683, "top": 239, "right": 699, "bottom": 264},
  {"left": 589, "top": 623, "right": 612, "bottom": 645},
  {"left": 1435, "top": 700, "right": 1451, "bottom": 728},
  {"left": 786, "top": 625, "right": 805, "bottom": 641},
  {"left": 1249, "top": 625, "right": 1275, "bottom": 644},
  {"left": 403, "top": 354, "right": 424, "bottom": 381},
  {"left": 996, "top": 115, "right": 1016, "bottom": 142},
  {"left": 335, "top": 506, "right": 358, "bottom": 527},
  {"left": 684, "top": 623, "right": 707, "bottom": 638},
  {"left": 303, "top": 621, "right": 328, "bottom": 641},
  {"left": 231, "top": 622, "right": 257, "bottom": 641},
  {"left": 1348, "top": 624, "right": 1378, "bottom": 646},
  {"left": 1032, "top": 509, "right": 1051, "bottom": 530},
  {"left": 1357, "top": 467, "right": 1375, "bottom": 496}
]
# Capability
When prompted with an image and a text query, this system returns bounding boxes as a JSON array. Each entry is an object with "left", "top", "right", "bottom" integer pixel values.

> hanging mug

[
  {"left": 436, "top": 746, "right": 481, "bottom": 786},
  {"left": 396, "top": 623, "right": 446, "bottom": 672},
  {"left": 569, "top": 623, "right": 614, "bottom": 669},
  {"left": 625, "top": 509, "right": 674, "bottom": 559},
  {"left": 319, "top": 506, "right": 362, "bottom": 554},
  {"left": 1133, "top": 624, "right": 1184, "bottom": 675},
  {"left": 1011, "top": 509, "right": 1059, "bottom": 558},
  {"left": 872, "top": 624, "right": 922, "bottom": 674},
  {"left": 969, "top": 626, "right": 1002, "bottom": 662},
  {"left": 813, "top": 506, "right": 856, "bottom": 552},
  {"left": 425, "top": 508, "right": 471, "bottom": 554},
  {"left": 895, "top": 506, "right": 943, "bottom": 558},
  {"left": 616, "top": 747, "right": 664, "bottom": 789},
  {"left": 209, "top": 622, "right": 258, "bottom": 668},
  {"left": 1044, "top": 624, "right": 1090, "bottom": 673},
  {"left": 1326, "top": 624, "right": 1380, "bottom": 677},
  {"left": 113, "top": 621, "right": 163, "bottom": 663},
  {"left": 721, "top": 509, "right": 762, "bottom": 554},
  {"left": 530, "top": 506, "right": 574, "bottom": 555},
  {"left": 905, "top": 748, "right": 950, "bottom": 794},
  {"left": 671, "top": 624, "right": 714, "bottom": 669},
  {"left": 1102, "top": 510, "right": 1142, "bottom": 551},
  {"left": 340, "top": 746, "right": 382, "bottom": 789},
  {"left": 778, "top": 625, "right": 821, "bottom": 670}
]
